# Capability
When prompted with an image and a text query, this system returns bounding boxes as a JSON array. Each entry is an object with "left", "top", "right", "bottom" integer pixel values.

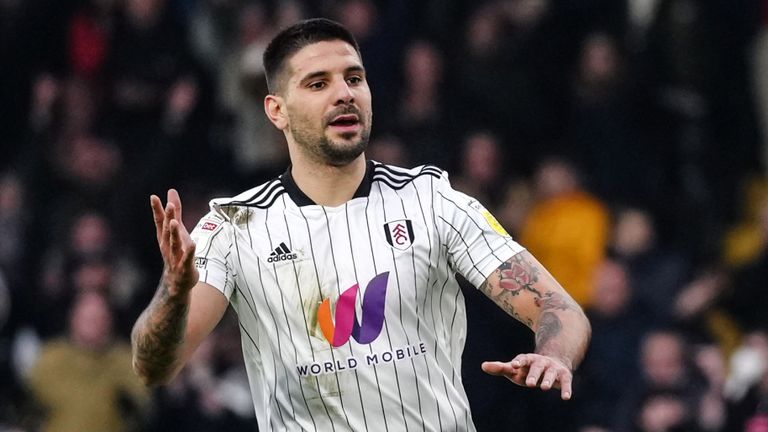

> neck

[{"left": 290, "top": 153, "right": 368, "bottom": 207}]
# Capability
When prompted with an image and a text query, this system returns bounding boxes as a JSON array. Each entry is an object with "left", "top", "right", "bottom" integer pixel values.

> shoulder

[
  {"left": 206, "top": 177, "right": 286, "bottom": 225},
  {"left": 212, "top": 177, "right": 285, "bottom": 210},
  {"left": 370, "top": 160, "right": 445, "bottom": 191}
]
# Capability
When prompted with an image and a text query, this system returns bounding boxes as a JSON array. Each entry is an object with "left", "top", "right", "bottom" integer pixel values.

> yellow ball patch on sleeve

[{"left": 482, "top": 210, "right": 509, "bottom": 237}]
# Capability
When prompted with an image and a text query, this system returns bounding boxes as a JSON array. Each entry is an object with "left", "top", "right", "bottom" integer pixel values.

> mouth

[{"left": 327, "top": 114, "right": 361, "bottom": 134}]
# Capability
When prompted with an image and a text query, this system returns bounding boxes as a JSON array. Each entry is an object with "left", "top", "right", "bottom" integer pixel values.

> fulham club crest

[{"left": 384, "top": 219, "right": 415, "bottom": 250}]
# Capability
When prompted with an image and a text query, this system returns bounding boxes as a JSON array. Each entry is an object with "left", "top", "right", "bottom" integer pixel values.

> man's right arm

[
  {"left": 131, "top": 279, "right": 227, "bottom": 386},
  {"left": 131, "top": 190, "right": 228, "bottom": 386}
]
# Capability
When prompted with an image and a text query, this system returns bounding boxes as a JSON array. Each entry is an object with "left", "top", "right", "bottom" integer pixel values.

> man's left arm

[{"left": 478, "top": 250, "right": 591, "bottom": 400}]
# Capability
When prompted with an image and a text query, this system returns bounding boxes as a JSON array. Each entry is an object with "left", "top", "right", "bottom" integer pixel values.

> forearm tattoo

[
  {"left": 131, "top": 280, "right": 189, "bottom": 384},
  {"left": 479, "top": 252, "right": 581, "bottom": 354}
]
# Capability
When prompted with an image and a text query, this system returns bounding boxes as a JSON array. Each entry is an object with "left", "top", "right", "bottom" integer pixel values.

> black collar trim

[{"left": 280, "top": 160, "right": 374, "bottom": 207}]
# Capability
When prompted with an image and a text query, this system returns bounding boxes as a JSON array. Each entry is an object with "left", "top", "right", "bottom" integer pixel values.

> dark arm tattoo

[
  {"left": 535, "top": 312, "right": 563, "bottom": 351},
  {"left": 131, "top": 279, "right": 189, "bottom": 386}
]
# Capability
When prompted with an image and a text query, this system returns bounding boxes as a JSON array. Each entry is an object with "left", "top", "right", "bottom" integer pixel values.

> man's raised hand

[{"left": 150, "top": 189, "right": 198, "bottom": 297}]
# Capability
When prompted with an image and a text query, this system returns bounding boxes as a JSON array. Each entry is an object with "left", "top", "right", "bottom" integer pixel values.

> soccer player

[{"left": 131, "top": 18, "right": 591, "bottom": 431}]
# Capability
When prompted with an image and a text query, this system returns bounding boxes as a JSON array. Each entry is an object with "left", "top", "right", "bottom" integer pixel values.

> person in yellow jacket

[
  {"left": 521, "top": 157, "right": 610, "bottom": 307},
  {"left": 27, "top": 290, "right": 149, "bottom": 432}
]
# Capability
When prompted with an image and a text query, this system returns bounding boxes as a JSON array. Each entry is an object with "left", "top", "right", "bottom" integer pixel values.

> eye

[
  {"left": 347, "top": 76, "right": 363, "bottom": 85},
  {"left": 308, "top": 81, "right": 326, "bottom": 90}
]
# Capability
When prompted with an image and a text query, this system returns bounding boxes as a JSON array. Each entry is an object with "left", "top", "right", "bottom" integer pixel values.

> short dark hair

[{"left": 263, "top": 18, "right": 361, "bottom": 94}]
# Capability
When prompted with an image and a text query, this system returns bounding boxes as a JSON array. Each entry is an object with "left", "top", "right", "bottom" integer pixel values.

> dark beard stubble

[{"left": 290, "top": 112, "right": 372, "bottom": 167}]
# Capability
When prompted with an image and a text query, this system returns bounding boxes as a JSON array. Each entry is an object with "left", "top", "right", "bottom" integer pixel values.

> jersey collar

[{"left": 280, "top": 160, "right": 375, "bottom": 206}]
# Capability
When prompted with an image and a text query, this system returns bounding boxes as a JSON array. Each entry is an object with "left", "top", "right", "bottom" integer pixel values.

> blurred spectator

[
  {"left": 725, "top": 330, "right": 768, "bottom": 431},
  {"left": 635, "top": 390, "right": 700, "bottom": 432},
  {"left": 367, "top": 134, "right": 411, "bottom": 167},
  {"left": 27, "top": 75, "right": 98, "bottom": 144},
  {"left": 386, "top": 38, "right": 453, "bottom": 168},
  {"left": 722, "top": 195, "right": 768, "bottom": 332},
  {"left": 28, "top": 74, "right": 61, "bottom": 138},
  {"left": 454, "top": 0, "right": 568, "bottom": 168},
  {"left": 672, "top": 266, "right": 740, "bottom": 357},
  {"left": 626, "top": 0, "right": 662, "bottom": 49},
  {"left": 0, "top": 173, "right": 27, "bottom": 283},
  {"left": 27, "top": 291, "right": 149, "bottom": 432},
  {"left": 495, "top": 179, "right": 533, "bottom": 238},
  {"left": 610, "top": 206, "right": 690, "bottom": 326},
  {"left": 329, "top": 0, "right": 410, "bottom": 117},
  {"left": 578, "top": 259, "right": 650, "bottom": 430},
  {"left": 694, "top": 343, "right": 728, "bottom": 431},
  {"left": 520, "top": 157, "right": 610, "bottom": 307},
  {"left": 615, "top": 329, "right": 707, "bottom": 431},
  {"left": 214, "top": 0, "right": 287, "bottom": 180},
  {"left": 68, "top": 0, "right": 117, "bottom": 79},
  {"left": 105, "top": 0, "right": 199, "bottom": 144},
  {"left": 36, "top": 211, "right": 143, "bottom": 339},
  {"left": 642, "top": 0, "right": 759, "bottom": 261},
  {"left": 565, "top": 32, "right": 657, "bottom": 206},
  {"left": 452, "top": 131, "right": 506, "bottom": 210}
]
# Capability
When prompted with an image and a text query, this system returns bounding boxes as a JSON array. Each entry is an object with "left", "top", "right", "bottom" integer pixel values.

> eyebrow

[{"left": 298, "top": 65, "right": 366, "bottom": 86}]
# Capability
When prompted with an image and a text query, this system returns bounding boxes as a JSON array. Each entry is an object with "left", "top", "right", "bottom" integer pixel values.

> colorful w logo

[{"left": 317, "top": 272, "right": 389, "bottom": 347}]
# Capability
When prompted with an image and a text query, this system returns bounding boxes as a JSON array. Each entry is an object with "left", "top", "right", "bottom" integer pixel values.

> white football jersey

[{"left": 190, "top": 161, "right": 525, "bottom": 432}]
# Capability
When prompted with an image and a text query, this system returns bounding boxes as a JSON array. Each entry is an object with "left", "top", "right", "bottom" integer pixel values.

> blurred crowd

[{"left": 1, "top": 0, "right": 767, "bottom": 431}]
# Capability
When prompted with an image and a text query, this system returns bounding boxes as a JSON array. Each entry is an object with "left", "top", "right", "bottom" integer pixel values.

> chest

[{"left": 228, "top": 200, "right": 439, "bottom": 330}]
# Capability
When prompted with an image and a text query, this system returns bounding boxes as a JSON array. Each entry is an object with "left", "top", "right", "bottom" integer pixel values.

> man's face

[{"left": 279, "top": 40, "right": 372, "bottom": 166}]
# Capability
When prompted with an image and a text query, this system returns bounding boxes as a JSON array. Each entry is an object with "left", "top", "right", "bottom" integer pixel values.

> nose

[{"left": 334, "top": 81, "right": 355, "bottom": 106}]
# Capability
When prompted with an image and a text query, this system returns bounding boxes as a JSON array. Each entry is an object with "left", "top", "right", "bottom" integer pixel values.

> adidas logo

[{"left": 268, "top": 242, "right": 298, "bottom": 263}]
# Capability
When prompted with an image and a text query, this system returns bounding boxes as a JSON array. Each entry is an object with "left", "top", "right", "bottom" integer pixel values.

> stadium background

[{"left": 1, "top": 0, "right": 768, "bottom": 430}]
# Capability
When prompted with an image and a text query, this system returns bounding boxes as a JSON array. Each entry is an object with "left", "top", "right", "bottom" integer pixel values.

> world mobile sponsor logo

[
  {"left": 296, "top": 342, "right": 428, "bottom": 377},
  {"left": 318, "top": 272, "right": 389, "bottom": 347}
]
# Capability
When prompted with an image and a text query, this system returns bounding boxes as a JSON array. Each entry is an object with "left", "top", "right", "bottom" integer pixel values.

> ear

[{"left": 264, "top": 94, "right": 288, "bottom": 130}]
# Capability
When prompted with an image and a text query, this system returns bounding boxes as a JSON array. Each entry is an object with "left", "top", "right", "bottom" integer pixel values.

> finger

[
  {"left": 540, "top": 368, "right": 560, "bottom": 391},
  {"left": 481, "top": 361, "right": 512, "bottom": 377},
  {"left": 559, "top": 372, "right": 573, "bottom": 400},
  {"left": 510, "top": 354, "right": 529, "bottom": 369},
  {"left": 168, "top": 189, "right": 182, "bottom": 222},
  {"left": 169, "top": 219, "right": 183, "bottom": 261},
  {"left": 163, "top": 202, "right": 176, "bottom": 249},
  {"left": 150, "top": 195, "right": 165, "bottom": 243},
  {"left": 525, "top": 363, "right": 545, "bottom": 387}
]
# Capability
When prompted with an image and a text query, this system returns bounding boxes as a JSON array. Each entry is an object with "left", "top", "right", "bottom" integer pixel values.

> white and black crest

[{"left": 384, "top": 219, "right": 415, "bottom": 250}]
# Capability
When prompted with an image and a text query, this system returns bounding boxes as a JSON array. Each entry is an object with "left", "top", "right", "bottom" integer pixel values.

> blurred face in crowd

[
  {"left": 613, "top": 208, "right": 655, "bottom": 256},
  {"left": 404, "top": 40, "right": 443, "bottom": 91},
  {"left": 267, "top": 40, "right": 372, "bottom": 167},
  {"left": 463, "top": 132, "right": 501, "bottom": 185},
  {"left": 592, "top": 260, "right": 631, "bottom": 317},
  {"left": 641, "top": 332, "right": 686, "bottom": 387},
  {"left": 70, "top": 212, "right": 112, "bottom": 256},
  {"left": 579, "top": 33, "right": 620, "bottom": 84},
  {"left": 336, "top": 0, "right": 376, "bottom": 41},
  {"left": 534, "top": 160, "right": 579, "bottom": 200},
  {"left": 126, "top": 0, "right": 164, "bottom": 25},
  {"left": 70, "top": 292, "right": 113, "bottom": 351},
  {"left": 0, "top": 173, "right": 23, "bottom": 212}
]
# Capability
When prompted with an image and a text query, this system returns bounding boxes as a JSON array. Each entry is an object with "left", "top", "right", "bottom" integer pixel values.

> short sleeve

[
  {"left": 190, "top": 210, "right": 235, "bottom": 299},
  {"left": 434, "top": 172, "right": 525, "bottom": 288}
]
